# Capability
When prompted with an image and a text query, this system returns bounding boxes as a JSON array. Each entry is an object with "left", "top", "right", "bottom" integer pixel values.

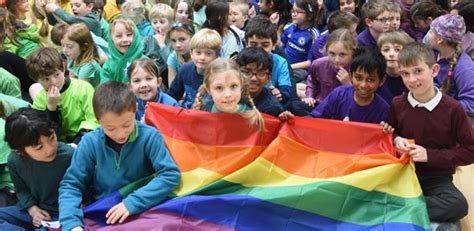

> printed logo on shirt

[{"left": 298, "top": 37, "right": 306, "bottom": 46}]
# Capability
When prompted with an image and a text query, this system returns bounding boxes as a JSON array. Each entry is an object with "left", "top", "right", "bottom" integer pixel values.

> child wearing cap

[{"left": 423, "top": 14, "right": 474, "bottom": 117}]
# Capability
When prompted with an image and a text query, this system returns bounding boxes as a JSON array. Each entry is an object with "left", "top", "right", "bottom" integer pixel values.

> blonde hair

[
  {"left": 193, "top": 58, "right": 265, "bottom": 131},
  {"left": 230, "top": 2, "right": 249, "bottom": 16},
  {"left": 377, "top": 30, "right": 413, "bottom": 48},
  {"left": 190, "top": 28, "right": 222, "bottom": 53},
  {"left": 324, "top": 28, "right": 357, "bottom": 55},
  {"left": 63, "top": 23, "right": 99, "bottom": 66},
  {"left": 121, "top": 0, "right": 146, "bottom": 25},
  {"left": 149, "top": 3, "right": 174, "bottom": 23},
  {"left": 110, "top": 17, "right": 136, "bottom": 35}
]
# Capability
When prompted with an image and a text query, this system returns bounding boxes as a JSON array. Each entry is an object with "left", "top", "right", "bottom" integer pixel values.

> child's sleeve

[
  {"left": 79, "top": 83, "right": 99, "bottom": 131},
  {"left": 454, "top": 67, "right": 474, "bottom": 116},
  {"left": 280, "top": 26, "right": 289, "bottom": 47},
  {"left": 59, "top": 139, "right": 95, "bottom": 231},
  {"left": 310, "top": 89, "right": 338, "bottom": 118},
  {"left": 272, "top": 56, "right": 292, "bottom": 102},
  {"left": 7, "top": 155, "right": 36, "bottom": 210},
  {"left": 305, "top": 63, "right": 319, "bottom": 98},
  {"left": 122, "top": 131, "right": 180, "bottom": 215},
  {"left": 32, "top": 91, "right": 48, "bottom": 110},
  {"left": 426, "top": 104, "right": 474, "bottom": 168},
  {"left": 100, "top": 62, "right": 113, "bottom": 83},
  {"left": 52, "top": 8, "right": 84, "bottom": 25},
  {"left": 167, "top": 70, "right": 185, "bottom": 101}
]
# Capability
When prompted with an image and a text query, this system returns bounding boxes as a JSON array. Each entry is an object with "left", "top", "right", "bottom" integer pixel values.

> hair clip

[
  {"left": 308, "top": 4, "right": 313, "bottom": 13},
  {"left": 448, "top": 70, "right": 453, "bottom": 78}
]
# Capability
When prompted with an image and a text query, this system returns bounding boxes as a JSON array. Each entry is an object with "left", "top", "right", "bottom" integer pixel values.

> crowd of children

[{"left": 1, "top": 0, "right": 474, "bottom": 230}]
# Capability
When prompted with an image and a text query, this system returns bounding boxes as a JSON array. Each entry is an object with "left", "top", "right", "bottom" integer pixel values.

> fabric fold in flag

[{"left": 79, "top": 104, "right": 430, "bottom": 230}]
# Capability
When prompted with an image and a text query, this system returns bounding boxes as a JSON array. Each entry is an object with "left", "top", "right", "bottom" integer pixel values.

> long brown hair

[
  {"left": 63, "top": 23, "right": 99, "bottom": 66},
  {"left": 0, "top": 8, "right": 20, "bottom": 50}
]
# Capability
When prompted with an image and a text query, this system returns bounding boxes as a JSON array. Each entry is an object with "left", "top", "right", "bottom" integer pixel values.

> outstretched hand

[{"left": 105, "top": 202, "right": 130, "bottom": 225}]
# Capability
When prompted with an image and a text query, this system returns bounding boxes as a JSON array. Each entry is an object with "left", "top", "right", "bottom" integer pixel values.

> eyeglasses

[
  {"left": 372, "top": 17, "right": 390, "bottom": 23},
  {"left": 170, "top": 21, "right": 194, "bottom": 34},
  {"left": 291, "top": 9, "right": 306, "bottom": 15},
  {"left": 241, "top": 70, "right": 269, "bottom": 79}
]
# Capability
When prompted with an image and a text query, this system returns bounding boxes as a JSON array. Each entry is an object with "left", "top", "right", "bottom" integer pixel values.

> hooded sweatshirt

[{"left": 100, "top": 26, "right": 147, "bottom": 83}]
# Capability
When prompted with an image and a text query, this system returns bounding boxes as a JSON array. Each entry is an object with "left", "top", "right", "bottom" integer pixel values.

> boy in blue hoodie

[{"left": 59, "top": 81, "right": 180, "bottom": 231}]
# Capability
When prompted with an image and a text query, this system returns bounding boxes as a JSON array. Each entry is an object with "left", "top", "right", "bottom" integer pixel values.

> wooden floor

[{"left": 453, "top": 165, "right": 474, "bottom": 230}]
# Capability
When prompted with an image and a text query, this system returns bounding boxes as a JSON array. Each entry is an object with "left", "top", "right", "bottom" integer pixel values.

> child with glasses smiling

[
  {"left": 236, "top": 47, "right": 284, "bottom": 117},
  {"left": 356, "top": 1, "right": 390, "bottom": 48}
]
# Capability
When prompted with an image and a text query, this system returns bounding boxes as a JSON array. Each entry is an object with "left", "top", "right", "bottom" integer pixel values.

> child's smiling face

[
  {"left": 111, "top": 23, "right": 134, "bottom": 54},
  {"left": 350, "top": 68, "right": 383, "bottom": 105},
  {"left": 207, "top": 70, "right": 242, "bottom": 113}
]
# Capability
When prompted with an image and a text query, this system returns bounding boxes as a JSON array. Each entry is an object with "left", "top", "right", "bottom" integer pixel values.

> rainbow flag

[{"left": 81, "top": 104, "right": 430, "bottom": 230}]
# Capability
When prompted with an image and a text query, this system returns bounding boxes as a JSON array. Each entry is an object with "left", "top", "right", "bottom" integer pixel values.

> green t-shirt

[
  {"left": 0, "top": 68, "right": 21, "bottom": 99},
  {"left": 33, "top": 78, "right": 99, "bottom": 142}
]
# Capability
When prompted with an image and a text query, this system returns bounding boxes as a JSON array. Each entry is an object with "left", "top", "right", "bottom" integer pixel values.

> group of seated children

[{"left": 1, "top": 0, "right": 474, "bottom": 230}]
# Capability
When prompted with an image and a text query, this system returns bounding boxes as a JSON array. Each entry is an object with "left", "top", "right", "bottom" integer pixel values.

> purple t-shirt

[
  {"left": 306, "top": 56, "right": 349, "bottom": 102},
  {"left": 310, "top": 85, "right": 389, "bottom": 123},
  {"left": 308, "top": 30, "right": 330, "bottom": 61},
  {"left": 376, "top": 74, "right": 408, "bottom": 104},
  {"left": 356, "top": 29, "right": 377, "bottom": 48},
  {"left": 434, "top": 52, "right": 474, "bottom": 115}
]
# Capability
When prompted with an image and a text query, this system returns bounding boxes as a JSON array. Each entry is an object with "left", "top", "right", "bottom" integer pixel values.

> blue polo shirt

[{"left": 280, "top": 23, "right": 320, "bottom": 64}]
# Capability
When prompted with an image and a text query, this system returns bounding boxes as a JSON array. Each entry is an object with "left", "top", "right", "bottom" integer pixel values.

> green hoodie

[
  {"left": 100, "top": 26, "right": 147, "bottom": 83},
  {"left": 3, "top": 24, "right": 40, "bottom": 59}
]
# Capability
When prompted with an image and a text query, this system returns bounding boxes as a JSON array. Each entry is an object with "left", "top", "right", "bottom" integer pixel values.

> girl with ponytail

[
  {"left": 193, "top": 58, "right": 265, "bottom": 131},
  {"left": 423, "top": 14, "right": 474, "bottom": 116}
]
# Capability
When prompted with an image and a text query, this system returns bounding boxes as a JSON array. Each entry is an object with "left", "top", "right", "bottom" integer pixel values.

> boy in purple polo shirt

[
  {"left": 310, "top": 48, "right": 388, "bottom": 123},
  {"left": 357, "top": 1, "right": 390, "bottom": 48},
  {"left": 388, "top": 42, "right": 474, "bottom": 230}
]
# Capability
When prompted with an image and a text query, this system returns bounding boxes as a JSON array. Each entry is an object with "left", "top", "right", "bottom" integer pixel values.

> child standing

[
  {"left": 59, "top": 81, "right": 180, "bottom": 231},
  {"left": 62, "top": 23, "right": 101, "bottom": 87},
  {"left": 101, "top": 18, "right": 147, "bottom": 83},
  {"left": 128, "top": 58, "right": 179, "bottom": 121},
  {"left": 168, "top": 28, "right": 221, "bottom": 108},
  {"left": 236, "top": 47, "right": 284, "bottom": 117},
  {"left": 311, "top": 48, "right": 389, "bottom": 123},
  {"left": 0, "top": 108, "right": 74, "bottom": 230},
  {"left": 376, "top": 30, "right": 413, "bottom": 104},
  {"left": 388, "top": 42, "right": 474, "bottom": 229},
  {"left": 193, "top": 58, "right": 265, "bottom": 130},
  {"left": 167, "top": 20, "right": 194, "bottom": 87},
  {"left": 280, "top": 0, "right": 320, "bottom": 83},
  {"left": 143, "top": 3, "right": 174, "bottom": 86},
  {"left": 45, "top": 0, "right": 102, "bottom": 37},
  {"left": 304, "top": 28, "right": 357, "bottom": 107},
  {"left": 356, "top": 1, "right": 390, "bottom": 48},
  {"left": 26, "top": 47, "right": 99, "bottom": 143},
  {"left": 424, "top": 14, "right": 474, "bottom": 116}
]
